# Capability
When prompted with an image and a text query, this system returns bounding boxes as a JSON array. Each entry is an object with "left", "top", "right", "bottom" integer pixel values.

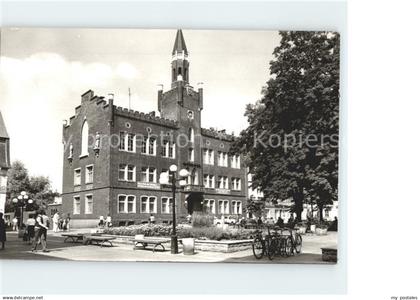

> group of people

[
  {"left": 97, "top": 214, "right": 112, "bottom": 228},
  {"left": 0, "top": 210, "right": 51, "bottom": 252},
  {"left": 51, "top": 212, "right": 71, "bottom": 232}
]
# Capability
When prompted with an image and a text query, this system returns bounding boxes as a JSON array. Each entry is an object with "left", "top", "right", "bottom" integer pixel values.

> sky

[{"left": 0, "top": 28, "right": 280, "bottom": 192}]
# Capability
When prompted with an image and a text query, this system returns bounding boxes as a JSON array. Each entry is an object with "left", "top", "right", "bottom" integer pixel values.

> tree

[
  {"left": 232, "top": 31, "right": 339, "bottom": 222},
  {"left": 5, "top": 161, "right": 59, "bottom": 213}
]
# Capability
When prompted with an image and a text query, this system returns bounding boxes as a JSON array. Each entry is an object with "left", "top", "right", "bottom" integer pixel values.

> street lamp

[
  {"left": 160, "top": 164, "right": 189, "bottom": 254},
  {"left": 12, "top": 191, "right": 33, "bottom": 229}
]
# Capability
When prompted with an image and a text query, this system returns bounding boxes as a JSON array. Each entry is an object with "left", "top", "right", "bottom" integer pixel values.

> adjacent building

[
  {"left": 0, "top": 111, "right": 11, "bottom": 214},
  {"left": 62, "top": 30, "right": 248, "bottom": 228}
]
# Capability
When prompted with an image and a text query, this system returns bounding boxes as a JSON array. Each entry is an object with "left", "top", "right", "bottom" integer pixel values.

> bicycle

[
  {"left": 252, "top": 228, "right": 268, "bottom": 259},
  {"left": 279, "top": 227, "right": 302, "bottom": 256}
]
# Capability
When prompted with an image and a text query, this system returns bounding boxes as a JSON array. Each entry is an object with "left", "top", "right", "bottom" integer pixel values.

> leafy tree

[
  {"left": 232, "top": 31, "right": 339, "bottom": 222},
  {"left": 5, "top": 161, "right": 59, "bottom": 213}
]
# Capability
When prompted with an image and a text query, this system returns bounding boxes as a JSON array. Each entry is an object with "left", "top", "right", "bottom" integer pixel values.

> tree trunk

[
  {"left": 319, "top": 204, "right": 324, "bottom": 223},
  {"left": 292, "top": 188, "right": 304, "bottom": 222}
]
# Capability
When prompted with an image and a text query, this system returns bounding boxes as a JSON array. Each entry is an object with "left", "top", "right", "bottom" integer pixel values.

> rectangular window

[
  {"left": 169, "top": 142, "right": 175, "bottom": 158},
  {"left": 140, "top": 136, "right": 147, "bottom": 154},
  {"left": 127, "top": 165, "right": 135, "bottom": 182},
  {"left": 127, "top": 195, "right": 135, "bottom": 213},
  {"left": 218, "top": 176, "right": 229, "bottom": 189},
  {"left": 119, "top": 132, "right": 126, "bottom": 150},
  {"left": 118, "top": 195, "right": 126, "bottom": 213},
  {"left": 204, "top": 199, "right": 216, "bottom": 214},
  {"left": 73, "top": 196, "right": 80, "bottom": 214},
  {"left": 141, "top": 167, "right": 156, "bottom": 183},
  {"left": 74, "top": 169, "right": 81, "bottom": 186},
  {"left": 127, "top": 133, "right": 135, "bottom": 152},
  {"left": 231, "top": 201, "right": 242, "bottom": 214},
  {"left": 85, "top": 195, "right": 93, "bottom": 214},
  {"left": 218, "top": 200, "right": 229, "bottom": 214},
  {"left": 204, "top": 174, "right": 210, "bottom": 188},
  {"left": 119, "top": 164, "right": 126, "bottom": 181},
  {"left": 162, "top": 141, "right": 168, "bottom": 157},
  {"left": 231, "top": 178, "right": 241, "bottom": 190},
  {"left": 231, "top": 155, "right": 241, "bottom": 168},
  {"left": 85, "top": 165, "right": 94, "bottom": 184},
  {"left": 209, "top": 150, "right": 214, "bottom": 165},
  {"left": 140, "top": 196, "right": 157, "bottom": 213},
  {"left": 149, "top": 137, "right": 156, "bottom": 156},
  {"left": 161, "top": 197, "right": 173, "bottom": 214},
  {"left": 148, "top": 167, "right": 156, "bottom": 183}
]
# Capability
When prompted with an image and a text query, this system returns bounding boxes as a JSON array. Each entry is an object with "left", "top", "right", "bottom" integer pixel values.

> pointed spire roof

[
  {"left": 0, "top": 111, "right": 9, "bottom": 139},
  {"left": 172, "top": 29, "right": 188, "bottom": 55}
]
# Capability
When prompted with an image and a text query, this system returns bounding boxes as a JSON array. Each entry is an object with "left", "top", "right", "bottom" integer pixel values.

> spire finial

[{"left": 172, "top": 29, "right": 188, "bottom": 55}]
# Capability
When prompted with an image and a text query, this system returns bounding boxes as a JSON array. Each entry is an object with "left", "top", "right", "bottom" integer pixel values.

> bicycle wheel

[
  {"left": 252, "top": 237, "right": 265, "bottom": 259},
  {"left": 294, "top": 234, "right": 302, "bottom": 254},
  {"left": 280, "top": 237, "right": 287, "bottom": 257},
  {"left": 285, "top": 236, "right": 293, "bottom": 257}
]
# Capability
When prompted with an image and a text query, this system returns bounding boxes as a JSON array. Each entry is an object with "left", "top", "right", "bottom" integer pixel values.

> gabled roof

[
  {"left": 172, "top": 29, "right": 188, "bottom": 55},
  {"left": 0, "top": 111, "right": 9, "bottom": 139}
]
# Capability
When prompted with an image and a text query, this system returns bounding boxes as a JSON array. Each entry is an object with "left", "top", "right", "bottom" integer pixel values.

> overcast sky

[{"left": 0, "top": 28, "right": 280, "bottom": 192}]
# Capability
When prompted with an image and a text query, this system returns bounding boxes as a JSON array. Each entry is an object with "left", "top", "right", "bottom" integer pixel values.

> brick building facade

[{"left": 62, "top": 30, "right": 248, "bottom": 228}]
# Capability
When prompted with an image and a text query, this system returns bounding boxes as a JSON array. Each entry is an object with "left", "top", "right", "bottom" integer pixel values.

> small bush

[{"left": 191, "top": 212, "right": 214, "bottom": 227}]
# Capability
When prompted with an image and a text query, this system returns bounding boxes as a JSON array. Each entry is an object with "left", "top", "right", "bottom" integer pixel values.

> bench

[
  {"left": 130, "top": 237, "right": 171, "bottom": 252},
  {"left": 62, "top": 233, "right": 84, "bottom": 243},
  {"left": 83, "top": 235, "right": 116, "bottom": 247},
  {"left": 321, "top": 247, "right": 337, "bottom": 262}
]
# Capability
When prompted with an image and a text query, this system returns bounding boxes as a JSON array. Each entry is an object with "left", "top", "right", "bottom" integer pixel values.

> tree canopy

[
  {"left": 5, "top": 161, "right": 59, "bottom": 212},
  {"left": 232, "top": 31, "right": 340, "bottom": 222}
]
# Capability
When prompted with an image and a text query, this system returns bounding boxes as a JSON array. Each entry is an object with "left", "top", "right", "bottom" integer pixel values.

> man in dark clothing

[
  {"left": 0, "top": 213, "right": 6, "bottom": 250},
  {"left": 31, "top": 211, "right": 49, "bottom": 252}
]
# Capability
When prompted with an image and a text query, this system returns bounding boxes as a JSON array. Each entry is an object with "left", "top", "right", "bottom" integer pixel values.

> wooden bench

[
  {"left": 130, "top": 237, "right": 171, "bottom": 252},
  {"left": 83, "top": 235, "right": 116, "bottom": 247},
  {"left": 62, "top": 233, "right": 84, "bottom": 243}
]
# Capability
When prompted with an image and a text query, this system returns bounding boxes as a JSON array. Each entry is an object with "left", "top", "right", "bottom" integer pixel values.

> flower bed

[{"left": 103, "top": 224, "right": 256, "bottom": 241}]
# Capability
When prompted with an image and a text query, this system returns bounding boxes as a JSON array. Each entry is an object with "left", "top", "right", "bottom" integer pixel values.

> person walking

[
  {"left": 12, "top": 217, "right": 18, "bottom": 231},
  {"left": 105, "top": 214, "right": 112, "bottom": 228},
  {"left": 149, "top": 214, "right": 155, "bottom": 224},
  {"left": 52, "top": 212, "right": 60, "bottom": 232},
  {"left": 31, "top": 211, "right": 49, "bottom": 252},
  {"left": 65, "top": 214, "right": 71, "bottom": 231},
  {"left": 26, "top": 215, "right": 36, "bottom": 244},
  {"left": 98, "top": 216, "right": 104, "bottom": 228},
  {"left": 0, "top": 212, "right": 6, "bottom": 250}
]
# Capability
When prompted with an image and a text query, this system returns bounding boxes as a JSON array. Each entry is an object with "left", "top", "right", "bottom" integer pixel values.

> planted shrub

[{"left": 191, "top": 212, "right": 214, "bottom": 227}]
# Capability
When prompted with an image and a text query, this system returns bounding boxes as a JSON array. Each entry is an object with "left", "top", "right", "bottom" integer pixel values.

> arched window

[
  {"left": 81, "top": 120, "right": 89, "bottom": 156},
  {"left": 188, "top": 128, "right": 194, "bottom": 143}
]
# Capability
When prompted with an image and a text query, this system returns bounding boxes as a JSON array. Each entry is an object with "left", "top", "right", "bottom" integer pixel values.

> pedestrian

[
  {"left": 105, "top": 214, "right": 112, "bottom": 228},
  {"left": 149, "top": 214, "right": 155, "bottom": 224},
  {"left": 186, "top": 214, "right": 192, "bottom": 224},
  {"left": 275, "top": 216, "right": 284, "bottom": 228},
  {"left": 0, "top": 212, "right": 6, "bottom": 250},
  {"left": 98, "top": 216, "right": 104, "bottom": 228},
  {"left": 52, "top": 212, "right": 60, "bottom": 232},
  {"left": 66, "top": 214, "right": 71, "bottom": 231},
  {"left": 31, "top": 211, "right": 49, "bottom": 252},
  {"left": 12, "top": 217, "right": 18, "bottom": 231},
  {"left": 26, "top": 215, "right": 36, "bottom": 244},
  {"left": 287, "top": 213, "right": 296, "bottom": 229},
  {"left": 257, "top": 217, "right": 263, "bottom": 227},
  {"left": 58, "top": 217, "right": 63, "bottom": 231}
]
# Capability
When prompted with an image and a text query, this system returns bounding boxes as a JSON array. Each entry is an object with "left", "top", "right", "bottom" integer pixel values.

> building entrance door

[{"left": 185, "top": 193, "right": 204, "bottom": 215}]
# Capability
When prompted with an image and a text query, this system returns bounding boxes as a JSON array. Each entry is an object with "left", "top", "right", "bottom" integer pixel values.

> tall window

[
  {"left": 204, "top": 199, "right": 216, "bottom": 214},
  {"left": 81, "top": 120, "right": 89, "bottom": 156},
  {"left": 140, "top": 196, "right": 157, "bottom": 213},
  {"left": 85, "top": 165, "right": 94, "bottom": 184},
  {"left": 119, "top": 132, "right": 136, "bottom": 152},
  {"left": 162, "top": 141, "right": 176, "bottom": 158},
  {"left": 140, "top": 136, "right": 156, "bottom": 155},
  {"left": 204, "top": 174, "right": 215, "bottom": 188},
  {"left": 218, "top": 152, "right": 228, "bottom": 167},
  {"left": 73, "top": 196, "right": 80, "bottom": 214},
  {"left": 231, "top": 178, "right": 241, "bottom": 190},
  {"left": 161, "top": 197, "right": 173, "bottom": 214},
  {"left": 118, "top": 195, "right": 136, "bottom": 213},
  {"left": 189, "top": 128, "right": 194, "bottom": 143},
  {"left": 203, "top": 149, "right": 214, "bottom": 165},
  {"left": 74, "top": 168, "right": 81, "bottom": 186},
  {"left": 231, "top": 155, "right": 241, "bottom": 169},
  {"left": 188, "top": 148, "right": 194, "bottom": 162},
  {"left": 140, "top": 167, "right": 157, "bottom": 183},
  {"left": 218, "top": 200, "right": 229, "bottom": 214},
  {"left": 118, "top": 164, "right": 136, "bottom": 182},
  {"left": 85, "top": 195, "right": 93, "bottom": 214},
  {"left": 217, "top": 176, "right": 229, "bottom": 189},
  {"left": 231, "top": 201, "right": 242, "bottom": 214}
]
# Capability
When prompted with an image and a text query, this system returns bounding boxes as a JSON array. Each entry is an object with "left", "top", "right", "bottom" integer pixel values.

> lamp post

[
  {"left": 160, "top": 164, "right": 189, "bottom": 254},
  {"left": 12, "top": 191, "right": 33, "bottom": 229}
]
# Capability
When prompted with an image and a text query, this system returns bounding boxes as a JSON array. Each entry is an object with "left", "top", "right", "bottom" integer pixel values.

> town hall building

[{"left": 61, "top": 30, "right": 248, "bottom": 228}]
